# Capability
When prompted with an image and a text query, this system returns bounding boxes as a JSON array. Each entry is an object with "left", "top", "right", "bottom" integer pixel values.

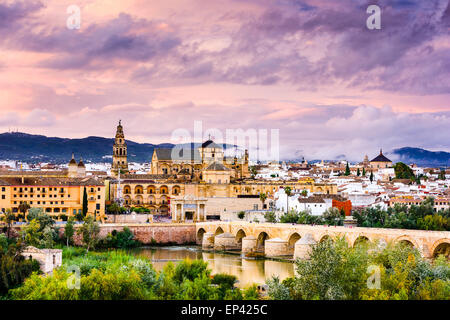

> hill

[
  {"left": 392, "top": 147, "right": 450, "bottom": 167},
  {"left": 0, "top": 132, "right": 174, "bottom": 163}
]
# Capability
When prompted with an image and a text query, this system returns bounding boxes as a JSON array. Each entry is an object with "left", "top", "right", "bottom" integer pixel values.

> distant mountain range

[
  {"left": 0, "top": 132, "right": 448, "bottom": 167},
  {"left": 0, "top": 132, "right": 174, "bottom": 164},
  {"left": 392, "top": 147, "right": 450, "bottom": 167}
]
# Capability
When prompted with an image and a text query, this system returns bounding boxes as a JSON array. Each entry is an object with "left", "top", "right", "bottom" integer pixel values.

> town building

[{"left": 370, "top": 149, "right": 393, "bottom": 169}]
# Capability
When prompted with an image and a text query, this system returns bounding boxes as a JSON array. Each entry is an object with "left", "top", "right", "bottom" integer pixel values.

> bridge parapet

[{"left": 196, "top": 221, "right": 450, "bottom": 259}]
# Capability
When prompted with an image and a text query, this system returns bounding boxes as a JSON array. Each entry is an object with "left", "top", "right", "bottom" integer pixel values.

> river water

[{"left": 132, "top": 246, "right": 295, "bottom": 288}]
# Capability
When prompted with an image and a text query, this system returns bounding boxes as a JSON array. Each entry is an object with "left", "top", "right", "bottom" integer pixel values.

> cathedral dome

[
  {"left": 69, "top": 154, "right": 77, "bottom": 166},
  {"left": 78, "top": 158, "right": 85, "bottom": 167}
]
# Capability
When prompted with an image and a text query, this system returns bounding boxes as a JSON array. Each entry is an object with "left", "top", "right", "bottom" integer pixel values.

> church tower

[{"left": 112, "top": 120, "right": 128, "bottom": 177}]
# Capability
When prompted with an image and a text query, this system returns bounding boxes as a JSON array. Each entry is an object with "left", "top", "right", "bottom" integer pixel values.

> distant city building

[{"left": 370, "top": 149, "right": 392, "bottom": 169}]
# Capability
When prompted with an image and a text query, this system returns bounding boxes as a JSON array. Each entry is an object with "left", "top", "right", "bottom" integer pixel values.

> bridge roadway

[{"left": 195, "top": 221, "right": 450, "bottom": 259}]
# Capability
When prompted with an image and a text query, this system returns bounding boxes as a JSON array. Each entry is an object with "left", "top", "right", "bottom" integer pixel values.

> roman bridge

[{"left": 195, "top": 221, "right": 450, "bottom": 260}]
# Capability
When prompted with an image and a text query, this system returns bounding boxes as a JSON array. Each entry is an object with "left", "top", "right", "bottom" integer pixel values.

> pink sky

[{"left": 1, "top": 0, "right": 450, "bottom": 160}]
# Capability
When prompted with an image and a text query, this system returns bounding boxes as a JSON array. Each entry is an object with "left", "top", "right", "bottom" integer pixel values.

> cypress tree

[
  {"left": 345, "top": 162, "right": 350, "bottom": 176},
  {"left": 370, "top": 171, "right": 374, "bottom": 183},
  {"left": 357, "top": 168, "right": 360, "bottom": 176},
  {"left": 362, "top": 167, "right": 366, "bottom": 176},
  {"left": 82, "top": 186, "right": 88, "bottom": 217}
]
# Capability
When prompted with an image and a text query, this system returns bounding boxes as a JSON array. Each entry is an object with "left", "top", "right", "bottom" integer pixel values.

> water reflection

[{"left": 132, "top": 246, "right": 295, "bottom": 287}]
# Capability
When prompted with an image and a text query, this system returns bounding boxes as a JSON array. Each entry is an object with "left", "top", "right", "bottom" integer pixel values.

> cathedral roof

[
  {"left": 69, "top": 154, "right": 77, "bottom": 166},
  {"left": 205, "top": 162, "right": 230, "bottom": 171},
  {"left": 78, "top": 158, "right": 85, "bottom": 167},
  {"left": 370, "top": 149, "right": 392, "bottom": 162},
  {"left": 154, "top": 148, "right": 201, "bottom": 161},
  {"left": 201, "top": 140, "right": 222, "bottom": 149}
]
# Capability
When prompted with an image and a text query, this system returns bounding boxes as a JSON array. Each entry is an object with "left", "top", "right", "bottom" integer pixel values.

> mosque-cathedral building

[{"left": 109, "top": 122, "right": 338, "bottom": 221}]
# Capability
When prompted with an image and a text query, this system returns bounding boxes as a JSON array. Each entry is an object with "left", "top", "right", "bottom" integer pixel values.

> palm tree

[
  {"left": 284, "top": 186, "right": 292, "bottom": 214},
  {"left": 259, "top": 193, "right": 267, "bottom": 210},
  {"left": 108, "top": 202, "right": 121, "bottom": 223},
  {"left": 1, "top": 209, "right": 16, "bottom": 238},
  {"left": 18, "top": 202, "right": 30, "bottom": 220}
]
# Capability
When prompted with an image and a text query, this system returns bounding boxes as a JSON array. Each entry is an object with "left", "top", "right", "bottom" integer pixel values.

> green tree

[
  {"left": 26, "top": 208, "right": 54, "bottom": 232},
  {"left": 108, "top": 202, "right": 121, "bottom": 223},
  {"left": 292, "top": 238, "right": 369, "bottom": 300},
  {"left": 250, "top": 166, "right": 257, "bottom": 178},
  {"left": 362, "top": 167, "right": 366, "bottom": 176},
  {"left": 64, "top": 217, "right": 75, "bottom": 247},
  {"left": 237, "top": 211, "right": 245, "bottom": 219},
  {"left": 394, "top": 162, "right": 415, "bottom": 180},
  {"left": 0, "top": 243, "right": 40, "bottom": 296},
  {"left": 357, "top": 168, "right": 360, "bottom": 176},
  {"left": 1, "top": 209, "right": 16, "bottom": 238},
  {"left": 284, "top": 186, "right": 292, "bottom": 214},
  {"left": 21, "top": 220, "right": 42, "bottom": 247},
  {"left": 345, "top": 162, "right": 351, "bottom": 176},
  {"left": 77, "top": 215, "right": 100, "bottom": 252},
  {"left": 322, "top": 207, "right": 344, "bottom": 226},
  {"left": 264, "top": 211, "right": 277, "bottom": 223},
  {"left": 18, "top": 202, "right": 30, "bottom": 218},
  {"left": 370, "top": 171, "right": 374, "bottom": 183},
  {"left": 82, "top": 187, "right": 88, "bottom": 217},
  {"left": 259, "top": 192, "right": 267, "bottom": 209}
]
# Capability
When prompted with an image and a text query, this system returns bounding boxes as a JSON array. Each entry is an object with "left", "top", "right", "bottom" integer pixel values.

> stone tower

[
  {"left": 68, "top": 153, "right": 78, "bottom": 178},
  {"left": 112, "top": 120, "right": 128, "bottom": 177},
  {"left": 77, "top": 157, "right": 86, "bottom": 177}
]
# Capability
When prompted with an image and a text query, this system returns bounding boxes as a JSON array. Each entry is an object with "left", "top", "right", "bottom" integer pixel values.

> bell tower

[{"left": 112, "top": 120, "right": 128, "bottom": 177}]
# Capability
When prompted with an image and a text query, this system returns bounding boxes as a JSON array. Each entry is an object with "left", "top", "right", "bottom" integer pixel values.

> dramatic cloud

[{"left": 0, "top": 0, "right": 449, "bottom": 160}]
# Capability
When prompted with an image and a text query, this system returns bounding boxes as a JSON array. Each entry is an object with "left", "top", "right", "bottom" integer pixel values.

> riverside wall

[{"left": 10, "top": 223, "right": 197, "bottom": 245}]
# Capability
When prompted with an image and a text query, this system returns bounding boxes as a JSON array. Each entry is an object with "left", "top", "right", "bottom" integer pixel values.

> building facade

[{"left": 0, "top": 176, "right": 106, "bottom": 218}]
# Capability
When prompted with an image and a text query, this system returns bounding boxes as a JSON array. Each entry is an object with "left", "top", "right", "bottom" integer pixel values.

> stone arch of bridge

[
  {"left": 197, "top": 228, "right": 206, "bottom": 245},
  {"left": 353, "top": 235, "right": 371, "bottom": 247},
  {"left": 256, "top": 231, "right": 270, "bottom": 252},
  {"left": 430, "top": 238, "right": 450, "bottom": 259},
  {"left": 394, "top": 235, "right": 419, "bottom": 249},
  {"left": 235, "top": 229, "right": 247, "bottom": 247},
  {"left": 287, "top": 232, "right": 301, "bottom": 248},
  {"left": 214, "top": 226, "right": 225, "bottom": 236}
]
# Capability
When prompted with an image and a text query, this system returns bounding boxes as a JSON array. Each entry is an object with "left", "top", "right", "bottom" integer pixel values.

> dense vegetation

[
  {"left": 353, "top": 197, "right": 450, "bottom": 231},
  {"left": 0, "top": 235, "right": 41, "bottom": 297},
  {"left": 394, "top": 162, "right": 416, "bottom": 180},
  {"left": 266, "top": 238, "right": 450, "bottom": 300},
  {"left": 265, "top": 208, "right": 345, "bottom": 226},
  {"left": 9, "top": 248, "right": 259, "bottom": 300}
]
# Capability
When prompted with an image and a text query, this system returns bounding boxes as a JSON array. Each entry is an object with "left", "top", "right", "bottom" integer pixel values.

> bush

[
  {"left": 100, "top": 227, "right": 140, "bottom": 249},
  {"left": 0, "top": 244, "right": 41, "bottom": 297},
  {"left": 237, "top": 211, "right": 245, "bottom": 219},
  {"left": 264, "top": 211, "right": 277, "bottom": 223}
]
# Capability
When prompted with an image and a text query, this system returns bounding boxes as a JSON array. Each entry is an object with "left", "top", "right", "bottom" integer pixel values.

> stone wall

[
  {"left": 104, "top": 214, "right": 151, "bottom": 224},
  {"left": 75, "top": 224, "right": 196, "bottom": 244},
  {"left": 11, "top": 223, "right": 196, "bottom": 245},
  {"left": 206, "top": 197, "right": 262, "bottom": 216}
]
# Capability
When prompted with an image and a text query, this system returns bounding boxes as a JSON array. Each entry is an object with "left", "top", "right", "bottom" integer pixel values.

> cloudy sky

[{"left": 1, "top": 0, "right": 449, "bottom": 161}]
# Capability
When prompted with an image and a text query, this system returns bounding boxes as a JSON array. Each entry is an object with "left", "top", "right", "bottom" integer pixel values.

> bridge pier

[
  {"left": 294, "top": 233, "right": 316, "bottom": 260},
  {"left": 265, "top": 238, "right": 290, "bottom": 257},
  {"left": 242, "top": 236, "right": 257, "bottom": 254},
  {"left": 214, "top": 232, "right": 239, "bottom": 251},
  {"left": 202, "top": 232, "right": 215, "bottom": 250}
]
